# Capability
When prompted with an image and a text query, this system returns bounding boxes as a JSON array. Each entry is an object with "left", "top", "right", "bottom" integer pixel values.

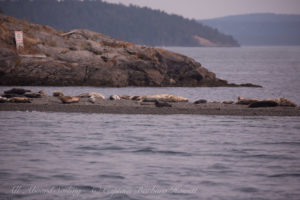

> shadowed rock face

[{"left": 0, "top": 14, "right": 258, "bottom": 87}]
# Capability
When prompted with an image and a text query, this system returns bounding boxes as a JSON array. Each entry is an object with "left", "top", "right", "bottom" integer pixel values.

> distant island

[
  {"left": 0, "top": 0, "right": 239, "bottom": 47},
  {"left": 200, "top": 13, "right": 300, "bottom": 46}
]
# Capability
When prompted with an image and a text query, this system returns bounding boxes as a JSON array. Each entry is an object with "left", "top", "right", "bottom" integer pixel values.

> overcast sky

[{"left": 103, "top": 0, "right": 300, "bottom": 19}]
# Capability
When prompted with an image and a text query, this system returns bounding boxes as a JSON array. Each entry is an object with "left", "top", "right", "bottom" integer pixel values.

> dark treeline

[{"left": 0, "top": 0, "right": 239, "bottom": 46}]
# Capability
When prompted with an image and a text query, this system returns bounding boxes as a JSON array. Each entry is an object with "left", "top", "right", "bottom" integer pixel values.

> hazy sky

[{"left": 103, "top": 0, "right": 300, "bottom": 19}]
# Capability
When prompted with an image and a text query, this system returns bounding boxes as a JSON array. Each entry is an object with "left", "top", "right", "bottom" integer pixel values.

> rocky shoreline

[
  {"left": 0, "top": 14, "right": 260, "bottom": 88},
  {"left": 1, "top": 88, "right": 299, "bottom": 116}
]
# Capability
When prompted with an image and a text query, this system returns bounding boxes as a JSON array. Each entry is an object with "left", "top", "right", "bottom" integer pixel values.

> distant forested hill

[
  {"left": 0, "top": 0, "right": 239, "bottom": 47},
  {"left": 200, "top": 13, "right": 300, "bottom": 46}
]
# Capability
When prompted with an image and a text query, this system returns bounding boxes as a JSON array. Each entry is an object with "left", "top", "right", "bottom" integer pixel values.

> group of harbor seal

[
  {"left": 0, "top": 88, "right": 45, "bottom": 103},
  {"left": 238, "top": 96, "right": 297, "bottom": 108},
  {"left": 1, "top": 88, "right": 298, "bottom": 109},
  {"left": 131, "top": 94, "right": 189, "bottom": 102},
  {"left": 0, "top": 96, "right": 32, "bottom": 103}
]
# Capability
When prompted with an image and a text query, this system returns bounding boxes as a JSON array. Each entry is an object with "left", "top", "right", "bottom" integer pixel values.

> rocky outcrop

[{"left": 0, "top": 14, "right": 259, "bottom": 87}]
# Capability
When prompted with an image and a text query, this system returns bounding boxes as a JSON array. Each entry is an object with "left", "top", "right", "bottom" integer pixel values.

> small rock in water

[{"left": 194, "top": 99, "right": 207, "bottom": 104}]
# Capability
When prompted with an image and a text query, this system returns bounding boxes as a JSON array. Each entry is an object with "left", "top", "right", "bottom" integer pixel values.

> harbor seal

[
  {"left": 109, "top": 95, "right": 121, "bottom": 100},
  {"left": 24, "top": 92, "right": 42, "bottom": 98},
  {"left": 194, "top": 99, "right": 207, "bottom": 104},
  {"left": 249, "top": 100, "right": 278, "bottom": 108},
  {"left": 155, "top": 100, "right": 172, "bottom": 107},
  {"left": 88, "top": 96, "right": 96, "bottom": 104},
  {"left": 38, "top": 90, "right": 47, "bottom": 96},
  {"left": 223, "top": 100, "right": 234, "bottom": 104},
  {"left": 0, "top": 96, "right": 8, "bottom": 103},
  {"left": 133, "top": 94, "right": 188, "bottom": 102},
  {"left": 237, "top": 96, "right": 259, "bottom": 105},
  {"left": 58, "top": 96, "right": 80, "bottom": 104},
  {"left": 267, "top": 98, "right": 297, "bottom": 107},
  {"left": 53, "top": 90, "right": 64, "bottom": 97},
  {"left": 4, "top": 88, "right": 31, "bottom": 95},
  {"left": 79, "top": 92, "right": 105, "bottom": 99},
  {"left": 118, "top": 95, "right": 131, "bottom": 100},
  {"left": 8, "top": 97, "right": 32, "bottom": 103}
]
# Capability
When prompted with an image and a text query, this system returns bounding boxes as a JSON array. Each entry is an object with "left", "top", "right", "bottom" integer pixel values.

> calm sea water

[{"left": 1, "top": 46, "right": 300, "bottom": 200}]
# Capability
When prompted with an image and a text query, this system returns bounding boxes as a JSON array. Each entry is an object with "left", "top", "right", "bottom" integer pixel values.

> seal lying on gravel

[
  {"left": 53, "top": 90, "right": 64, "bottom": 97},
  {"left": 58, "top": 96, "right": 80, "bottom": 104},
  {"left": 249, "top": 98, "right": 297, "bottom": 108},
  {"left": 0, "top": 97, "right": 8, "bottom": 103},
  {"left": 8, "top": 97, "right": 32, "bottom": 103},
  {"left": 4, "top": 88, "right": 31, "bottom": 95},
  {"left": 266, "top": 98, "right": 297, "bottom": 107},
  {"left": 155, "top": 100, "right": 172, "bottom": 107},
  {"left": 88, "top": 96, "right": 96, "bottom": 104},
  {"left": 39, "top": 90, "right": 48, "bottom": 96},
  {"left": 249, "top": 100, "right": 278, "bottom": 108},
  {"left": 194, "top": 99, "right": 207, "bottom": 104},
  {"left": 24, "top": 92, "right": 42, "bottom": 98},
  {"left": 109, "top": 95, "right": 121, "bottom": 100},
  {"left": 237, "top": 96, "right": 259, "bottom": 105},
  {"left": 79, "top": 93, "right": 105, "bottom": 99},
  {"left": 133, "top": 94, "right": 189, "bottom": 102}
]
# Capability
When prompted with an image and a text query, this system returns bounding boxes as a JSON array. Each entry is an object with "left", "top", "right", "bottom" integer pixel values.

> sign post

[{"left": 14, "top": 31, "right": 24, "bottom": 50}]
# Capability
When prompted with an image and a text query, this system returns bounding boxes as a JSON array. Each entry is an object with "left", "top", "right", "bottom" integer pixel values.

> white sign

[{"left": 14, "top": 31, "right": 24, "bottom": 49}]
